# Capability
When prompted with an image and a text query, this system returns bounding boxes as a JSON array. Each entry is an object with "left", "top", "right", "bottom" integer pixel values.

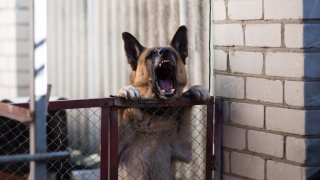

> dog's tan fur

[{"left": 118, "top": 26, "right": 209, "bottom": 180}]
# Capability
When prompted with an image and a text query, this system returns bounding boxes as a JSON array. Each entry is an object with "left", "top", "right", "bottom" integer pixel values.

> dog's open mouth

[{"left": 154, "top": 59, "right": 176, "bottom": 98}]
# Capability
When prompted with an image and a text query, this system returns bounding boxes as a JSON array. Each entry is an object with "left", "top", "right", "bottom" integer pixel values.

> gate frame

[
  {"left": 101, "top": 96, "right": 222, "bottom": 180},
  {"left": 1, "top": 96, "right": 222, "bottom": 179}
]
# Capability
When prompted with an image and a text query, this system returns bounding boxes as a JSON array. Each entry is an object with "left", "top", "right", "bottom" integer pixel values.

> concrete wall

[
  {"left": 213, "top": 0, "right": 320, "bottom": 179},
  {"left": 0, "top": 0, "right": 30, "bottom": 99}
]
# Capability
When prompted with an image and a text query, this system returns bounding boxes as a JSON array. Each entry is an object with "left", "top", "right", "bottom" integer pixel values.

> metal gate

[{"left": 0, "top": 97, "right": 222, "bottom": 180}]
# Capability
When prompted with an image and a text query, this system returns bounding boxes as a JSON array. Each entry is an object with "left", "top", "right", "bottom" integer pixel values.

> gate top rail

[{"left": 12, "top": 97, "right": 215, "bottom": 111}]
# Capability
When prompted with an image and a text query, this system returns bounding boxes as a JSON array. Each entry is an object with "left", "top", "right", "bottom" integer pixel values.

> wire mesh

[
  {"left": 0, "top": 116, "right": 29, "bottom": 180},
  {"left": 0, "top": 108, "right": 102, "bottom": 180},
  {"left": 0, "top": 98, "right": 213, "bottom": 180},
  {"left": 118, "top": 105, "right": 207, "bottom": 180}
]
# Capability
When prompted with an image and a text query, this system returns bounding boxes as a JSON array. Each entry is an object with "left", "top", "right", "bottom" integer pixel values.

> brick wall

[
  {"left": 213, "top": 0, "right": 320, "bottom": 179},
  {"left": 0, "top": 0, "right": 30, "bottom": 99}
]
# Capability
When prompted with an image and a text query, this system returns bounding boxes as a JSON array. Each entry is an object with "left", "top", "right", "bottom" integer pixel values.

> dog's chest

[{"left": 124, "top": 107, "right": 182, "bottom": 135}]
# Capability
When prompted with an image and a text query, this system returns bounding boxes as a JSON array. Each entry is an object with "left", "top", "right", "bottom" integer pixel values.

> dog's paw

[
  {"left": 182, "top": 85, "right": 210, "bottom": 102},
  {"left": 118, "top": 85, "right": 141, "bottom": 100}
]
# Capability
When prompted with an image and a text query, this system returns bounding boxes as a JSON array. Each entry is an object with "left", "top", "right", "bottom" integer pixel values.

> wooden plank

[{"left": 0, "top": 102, "right": 32, "bottom": 123}]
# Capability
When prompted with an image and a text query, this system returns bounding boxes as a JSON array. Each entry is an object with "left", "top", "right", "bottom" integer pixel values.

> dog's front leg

[
  {"left": 182, "top": 85, "right": 210, "bottom": 102},
  {"left": 118, "top": 85, "right": 141, "bottom": 100}
]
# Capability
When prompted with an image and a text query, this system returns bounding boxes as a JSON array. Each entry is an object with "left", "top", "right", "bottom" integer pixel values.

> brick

[
  {"left": 215, "top": 75, "right": 245, "bottom": 99},
  {"left": 223, "top": 126, "right": 246, "bottom": 150},
  {"left": 231, "top": 152, "right": 264, "bottom": 179},
  {"left": 264, "top": 0, "right": 303, "bottom": 20},
  {"left": 16, "top": 57, "right": 30, "bottom": 71},
  {"left": 285, "top": 24, "right": 320, "bottom": 48},
  {"left": 213, "top": 24, "right": 243, "bottom": 46},
  {"left": 223, "top": 100, "right": 230, "bottom": 122},
  {"left": 213, "top": 0, "right": 226, "bottom": 21},
  {"left": 0, "top": 25, "right": 29, "bottom": 40},
  {"left": 246, "top": 77, "right": 283, "bottom": 103},
  {"left": 266, "top": 52, "right": 320, "bottom": 78},
  {"left": 0, "top": 10, "right": 15, "bottom": 25},
  {"left": 16, "top": 41, "right": 30, "bottom": 55},
  {"left": 228, "top": 0, "right": 262, "bottom": 20},
  {"left": 264, "top": 0, "right": 320, "bottom": 20},
  {"left": 0, "top": 41, "right": 30, "bottom": 56},
  {"left": 230, "top": 102, "right": 264, "bottom": 128},
  {"left": 0, "top": 57, "right": 9, "bottom": 71},
  {"left": 224, "top": 151, "right": 230, "bottom": 172},
  {"left": 248, "top": 130, "right": 284, "bottom": 158},
  {"left": 17, "top": 71, "right": 30, "bottom": 86},
  {"left": 285, "top": 24, "right": 303, "bottom": 48},
  {"left": 0, "top": 87, "right": 17, "bottom": 99},
  {"left": 229, "top": 51, "right": 263, "bottom": 74},
  {"left": 0, "top": 0, "right": 28, "bottom": 8},
  {"left": 0, "top": 71, "right": 17, "bottom": 87},
  {"left": 16, "top": 0, "right": 29, "bottom": 8},
  {"left": 267, "top": 160, "right": 303, "bottom": 180},
  {"left": 245, "top": 24, "right": 281, "bottom": 47},
  {"left": 286, "top": 137, "right": 320, "bottom": 164},
  {"left": 16, "top": 87, "right": 29, "bottom": 97},
  {"left": 266, "top": 107, "right": 320, "bottom": 135},
  {"left": 0, "top": 10, "right": 29, "bottom": 25},
  {"left": 0, "top": 0, "right": 15, "bottom": 9},
  {"left": 285, "top": 81, "right": 320, "bottom": 107},
  {"left": 214, "top": 49, "right": 227, "bottom": 71},
  {"left": 16, "top": 9, "right": 29, "bottom": 24}
]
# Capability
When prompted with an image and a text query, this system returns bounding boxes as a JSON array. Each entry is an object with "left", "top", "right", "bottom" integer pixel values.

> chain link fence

[
  {"left": 0, "top": 98, "right": 219, "bottom": 180},
  {"left": 0, "top": 101, "right": 102, "bottom": 180},
  {"left": 117, "top": 105, "right": 207, "bottom": 180}
]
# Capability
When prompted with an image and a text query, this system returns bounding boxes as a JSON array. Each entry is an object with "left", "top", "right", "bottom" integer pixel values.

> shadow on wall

[{"left": 303, "top": 0, "right": 320, "bottom": 179}]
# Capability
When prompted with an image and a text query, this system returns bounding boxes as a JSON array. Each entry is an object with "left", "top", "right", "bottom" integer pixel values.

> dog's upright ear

[
  {"left": 122, "top": 32, "right": 145, "bottom": 71},
  {"left": 170, "top": 26, "right": 188, "bottom": 64}
]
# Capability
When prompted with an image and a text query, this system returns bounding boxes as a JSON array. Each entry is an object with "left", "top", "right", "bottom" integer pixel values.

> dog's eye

[{"left": 148, "top": 51, "right": 157, "bottom": 60}]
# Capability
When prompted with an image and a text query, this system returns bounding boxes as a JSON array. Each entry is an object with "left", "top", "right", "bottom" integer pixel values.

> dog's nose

[{"left": 158, "top": 48, "right": 171, "bottom": 56}]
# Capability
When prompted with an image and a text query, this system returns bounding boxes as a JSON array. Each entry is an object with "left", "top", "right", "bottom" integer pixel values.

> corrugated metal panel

[
  {"left": 47, "top": 0, "right": 210, "bottom": 155},
  {"left": 48, "top": 0, "right": 210, "bottom": 99}
]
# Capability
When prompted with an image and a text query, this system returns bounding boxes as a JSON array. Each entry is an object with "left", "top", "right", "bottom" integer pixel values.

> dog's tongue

[{"left": 159, "top": 80, "right": 172, "bottom": 91}]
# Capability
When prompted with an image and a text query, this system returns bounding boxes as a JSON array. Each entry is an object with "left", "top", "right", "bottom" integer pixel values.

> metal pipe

[
  {"left": 29, "top": 0, "right": 49, "bottom": 179},
  {"left": 0, "top": 151, "right": 70, "bottom": 163}
]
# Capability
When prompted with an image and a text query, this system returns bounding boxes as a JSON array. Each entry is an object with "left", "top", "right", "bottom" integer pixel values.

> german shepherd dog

[{"left": 118, "top": 26, "right": 210, "bottom": 180}]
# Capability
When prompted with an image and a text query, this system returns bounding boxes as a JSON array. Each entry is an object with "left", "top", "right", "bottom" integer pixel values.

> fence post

[
  {"left": 29, "top": 0, "right": 48, "bottom": 179},
  {"left": 214, "top": 98, "right": 223, "bottom": 180},
  {"left": 206, "top": 98, "right": 215, "bottom": 180},
  {"left": 109, "top": 107, "right": 119, "bottom": 180},
  {"left": 101, "top": 105, "right": 111, "bottom": 180}
]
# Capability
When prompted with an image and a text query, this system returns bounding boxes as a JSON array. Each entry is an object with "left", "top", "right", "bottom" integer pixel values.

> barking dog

[{"left": 118, "top": 26, "right": 210, "bottom": 180}]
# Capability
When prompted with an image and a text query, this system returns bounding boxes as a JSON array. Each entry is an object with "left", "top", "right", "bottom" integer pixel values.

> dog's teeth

[
  {"left": 159, "top": 63, "right": 162, "bottom": 67},
  {"left": 171, "top": 89, "right": 175, "bottom": 92}
]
